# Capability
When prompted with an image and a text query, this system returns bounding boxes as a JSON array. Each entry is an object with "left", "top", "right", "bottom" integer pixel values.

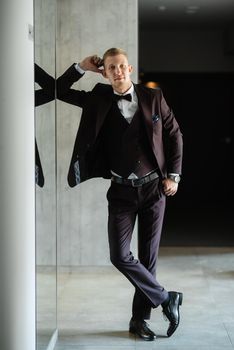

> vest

[{"left": 101, "top": 101, "right": 157, "bottom": 178}]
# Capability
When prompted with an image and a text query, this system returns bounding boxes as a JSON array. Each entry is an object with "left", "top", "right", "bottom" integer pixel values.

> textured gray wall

[
  {"left": 35, "top": 0, "right": 57, "bottom": 267},
  {"left": 56, "top": 0, "right": 138, "bottom": 266},
  {"left": 34, "top": 1, "right": 57, "bottom": 346}
]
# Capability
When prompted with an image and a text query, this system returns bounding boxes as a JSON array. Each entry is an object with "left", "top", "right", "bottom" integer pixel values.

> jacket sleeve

[
  {"left": 159, "top": 89, "right": 183, "bottom": 175},
  {"left": 56, "top": 63, "right": 90, "bottom": 107},
  {"left": 35, "top": 63, "right": 55, "bottom": 107}
]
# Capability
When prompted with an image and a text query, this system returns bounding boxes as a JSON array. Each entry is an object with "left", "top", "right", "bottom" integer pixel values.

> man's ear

[{"left": 128, "top": 65, "right": 133, "bottom": 74}]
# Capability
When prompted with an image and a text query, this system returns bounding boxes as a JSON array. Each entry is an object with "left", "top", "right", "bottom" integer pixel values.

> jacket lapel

[
  {"left": 134, "top": 84, "right": 155, "bottom": 150},
  {"left": 95, "top": 86, "right": 113, "bottom": 138}
]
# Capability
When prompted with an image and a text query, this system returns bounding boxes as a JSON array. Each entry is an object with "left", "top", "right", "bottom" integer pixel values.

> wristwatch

[{"left": 168, "top": 174, "right": 181, "bottom": 183}]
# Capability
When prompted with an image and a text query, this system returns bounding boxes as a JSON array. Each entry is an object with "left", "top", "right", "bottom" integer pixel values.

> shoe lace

[{"left": 142, "top": 321, "right": 150, "bottom": 329}]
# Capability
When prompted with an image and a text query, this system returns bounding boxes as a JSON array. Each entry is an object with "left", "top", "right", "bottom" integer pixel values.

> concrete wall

[
  {"left": 56, "top": 0, "right": 138, "bottom": 266},
  {"left": 35, "top": 0, "right": 57, "bottom": 267},
  {"left": 34, "top": 0, "right": 57, "bottom": 346},
  {"left": 140, "top": 29, "right": 234, "bottom": 72},
  {"left": 0, "top": 0, "right": 35, "bottom": 348}
]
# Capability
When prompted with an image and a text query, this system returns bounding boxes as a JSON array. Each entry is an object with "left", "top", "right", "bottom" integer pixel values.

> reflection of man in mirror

[
  {"left": 57, "top": 48, "right": 183, "bottom": 341},
  {"left": 35, "top": 63, "right": 55, "bottom": 187}
]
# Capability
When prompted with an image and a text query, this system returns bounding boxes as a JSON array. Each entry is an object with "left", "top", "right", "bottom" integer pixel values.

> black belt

[{"left": 111, "top": 171, "right": 159, "bottom": 187}]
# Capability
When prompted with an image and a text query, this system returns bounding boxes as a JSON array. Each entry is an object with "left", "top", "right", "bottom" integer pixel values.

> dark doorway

[{"left": 141, "top": 73, "right": 234, "bottom": 246}]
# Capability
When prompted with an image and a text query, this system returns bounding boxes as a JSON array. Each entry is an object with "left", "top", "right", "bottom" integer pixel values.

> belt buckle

[
  {"left": 131, "top": 178, "right": 143, "bottom": 187},
  {"left": 131, "top": 179, "right": 137, "bottom": 187}
]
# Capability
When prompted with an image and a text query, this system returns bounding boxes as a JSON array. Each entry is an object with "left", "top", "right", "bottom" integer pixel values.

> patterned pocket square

[{"left": 152, "top": 114, "right": 160, "bottom": 123}]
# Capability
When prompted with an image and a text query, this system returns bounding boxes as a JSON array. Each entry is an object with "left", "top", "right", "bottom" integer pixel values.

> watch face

[{"left": 170, "top": 175, "right": 180, "bottom": 183}]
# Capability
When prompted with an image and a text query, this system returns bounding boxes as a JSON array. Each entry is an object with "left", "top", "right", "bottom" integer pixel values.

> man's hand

[
  {"left": 79, "top": 55, "right": 103, "bottom": 73},
  {"left": 162, "top": 178, "right": 178, "bottom": 196}
]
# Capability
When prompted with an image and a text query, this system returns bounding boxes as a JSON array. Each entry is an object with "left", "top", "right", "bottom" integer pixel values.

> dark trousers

[{"left": 107, "top": 178, "right": 168, "bottom": 321}]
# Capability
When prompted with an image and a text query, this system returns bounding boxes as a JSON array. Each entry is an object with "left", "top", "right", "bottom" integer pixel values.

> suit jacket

[{"left": 57, "top": 64, "right": 183, "bottom": 187}]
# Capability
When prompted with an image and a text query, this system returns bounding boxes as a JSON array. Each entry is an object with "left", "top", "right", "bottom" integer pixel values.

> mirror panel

[{"left": 34, "top": 0, "right": 57, "bottom": 348}]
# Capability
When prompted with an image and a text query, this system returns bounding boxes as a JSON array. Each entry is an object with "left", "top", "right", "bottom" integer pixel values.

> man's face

[{"left": 103, "top": 54, "right": 133, "bottom": 92}]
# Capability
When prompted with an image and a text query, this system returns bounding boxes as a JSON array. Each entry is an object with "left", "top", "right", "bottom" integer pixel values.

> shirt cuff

[{"left": 75, "top": 63, "right": 86, "bottom": 75}]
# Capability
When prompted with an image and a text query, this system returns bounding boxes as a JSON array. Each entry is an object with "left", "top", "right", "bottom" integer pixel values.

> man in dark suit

[{"left": 57, "top": 48, "right": 183, "bottom": 341}]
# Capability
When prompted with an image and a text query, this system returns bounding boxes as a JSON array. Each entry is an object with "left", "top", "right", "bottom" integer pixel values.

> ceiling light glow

[
  {"left": 186, "top": 5, "right": 200, "bottom": 14},
  {"left": 158, "top": 5, "right": 166, "bottom": 11}
]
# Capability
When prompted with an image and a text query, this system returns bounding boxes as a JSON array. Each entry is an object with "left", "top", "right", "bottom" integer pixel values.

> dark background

[
  {"left": 139, "top": 0, "right": 234, "bottom": 246},
  {"left": 141, "top": 73, "right": 234, "bottom": 246}
]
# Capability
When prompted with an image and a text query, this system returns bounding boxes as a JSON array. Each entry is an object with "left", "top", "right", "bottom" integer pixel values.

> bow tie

[{"left": 113, "top": 93, "right": 132, "bottom": 102}]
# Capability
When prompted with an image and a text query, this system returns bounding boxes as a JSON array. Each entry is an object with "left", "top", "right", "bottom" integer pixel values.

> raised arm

[{"left": 56, "top": 55, "right": 103, "bottom": 107}]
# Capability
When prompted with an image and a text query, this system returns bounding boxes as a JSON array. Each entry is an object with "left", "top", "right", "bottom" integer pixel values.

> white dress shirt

[{"left": 113, "top": 85, "right": 138, "bottom": 123}]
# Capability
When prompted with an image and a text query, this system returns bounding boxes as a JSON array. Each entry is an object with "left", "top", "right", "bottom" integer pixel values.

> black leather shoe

[
  {"left": 162, "top": 291, "right": 183, "bottom": 337},
  {"left": 129, "top": 319, "right": 157, "bottom": 341}
]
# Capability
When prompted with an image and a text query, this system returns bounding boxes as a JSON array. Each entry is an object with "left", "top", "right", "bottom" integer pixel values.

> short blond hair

[{"left": 103, "top": 48, "right": 128, "bottom": 65}]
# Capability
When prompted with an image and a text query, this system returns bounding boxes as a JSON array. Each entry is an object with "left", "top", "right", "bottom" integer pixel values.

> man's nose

[{"left": 114, "top": 66, "right": 121, "bottom": 74}]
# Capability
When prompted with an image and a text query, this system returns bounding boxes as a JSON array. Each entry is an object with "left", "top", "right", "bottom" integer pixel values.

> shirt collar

[{"left": 113, "top": 83, "right": 134, "bottom": 97}]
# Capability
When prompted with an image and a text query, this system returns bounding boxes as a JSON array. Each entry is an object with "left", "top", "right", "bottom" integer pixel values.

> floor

[
  {"left": 37, "top": 266, "right": 57, "bottom": 350},
  {"left": 54, "top": 247, "right": 234, "bottom": 350}
]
